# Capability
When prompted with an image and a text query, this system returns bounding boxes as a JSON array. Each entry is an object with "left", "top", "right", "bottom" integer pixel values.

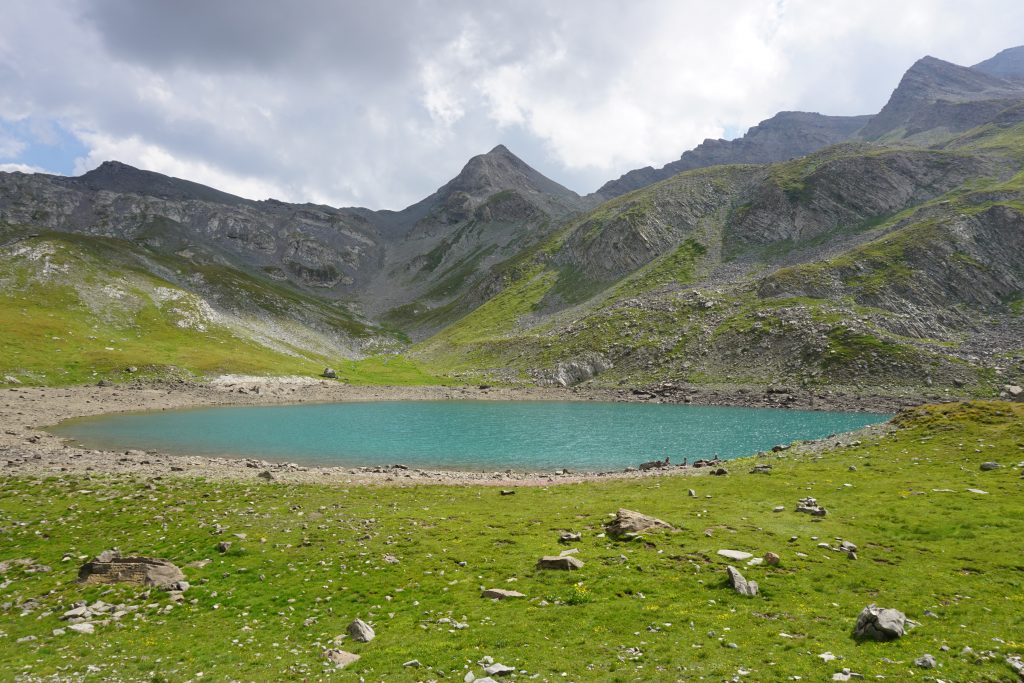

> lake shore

[{"left": 0, "top": 377, "right": 923, "bottom": 485}]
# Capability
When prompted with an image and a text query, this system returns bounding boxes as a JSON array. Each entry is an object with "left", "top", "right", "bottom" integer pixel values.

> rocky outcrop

[{"left": 533, "top": 353, "right": 612, "bottom": 387}]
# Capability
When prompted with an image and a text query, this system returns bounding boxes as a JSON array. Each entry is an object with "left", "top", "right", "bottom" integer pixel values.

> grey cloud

[{"left": 1, "top": 1, "right": 1023, "bottom": 209}]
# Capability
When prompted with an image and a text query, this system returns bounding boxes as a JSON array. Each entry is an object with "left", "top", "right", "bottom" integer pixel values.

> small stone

[
  {"left": 484, "top": 663, "right": 515, "bottom": 676},
  {"left": 914, "top": 654, "right": 936, "bottom": 669},
  {"left": 346, "top": 618, "right": 375, "bottom": 643},
  {"left": 382, "top": 554, "right": 400, "bottom": 565},
  {"left": 980, "top": 462, "right": 1001, "bottom": 471},
  {"left": 499, "top": 489, "right": 515, "bottom": 496},
  {"left": 559, "top": 532, "right": 582, "bottom": 543},
  {"left": 68, "top": 623, "right": 95, "bottom": 634},
  {"left": 216, "top": 541, "right": 232, "bottom": 553},
  {"left": 772, "top": 505, "right": 785, "bottom": 513},
  {"left": 764, "top": 552, "right": 780, "bottom": 566},
  {"left": 688, "top": 489, "right": 697, "bottom": 497},
  {"left": 257, "top": 470, "right": 274, "bottom": 481},
  {"left": 481, "top": 588, "right": 525, "bottom": 600},
  {"left": 403, "top": 659, "right": 421, "bottom": 668}
]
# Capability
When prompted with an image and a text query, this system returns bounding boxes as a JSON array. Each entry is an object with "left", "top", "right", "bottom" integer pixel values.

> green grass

[
  {"left": 0, "top": 233, "right": 375, "bottom": 386},
  {"left": 329, "top": 355, "right": 455, "bottom": 386},
  {"left": 0, "top": 402, "right": 1022, "bottom": 681}
]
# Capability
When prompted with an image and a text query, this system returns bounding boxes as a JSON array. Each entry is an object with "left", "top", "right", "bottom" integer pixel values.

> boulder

[
  {"left": 725, "top": 566, "right": 758, "bottom": 597},
  {"left": 481, "top": 588, "right": 525, "bottom": 600},
  {"left": 605, "top": 509, "right": 675, "bottom": 539},
  {"left": 750, "top": 464, "right": 773, "bottom": 474},
  {"left": 1004, "top": 384, "right": 1023, "bottom": 400},
  {"left": 914, "top": 654, "right": 936, "bottom": 669},
  {"left": 537, "top": 555, "right": 584, "bottom": 570},
  {"left": 346, "top": 618, "right": 375, "bottom": 643},
  {"left": 853, "top": 604, "right": 907, "bottom": 641},
  {"left": 980, "top": 461, "right": 1002, "bottom": 471},
  {"left": 78, "top": 550, "right": 184, "bottom": 589},
  {"left": 558, "top": 532, "right": 581, "bottom": 543},
  {"left": 322, "top": 367, "right": 337, "bottom": 379},
  {"left": 764, "top": 552, "right": 780, "bottom": 566}
]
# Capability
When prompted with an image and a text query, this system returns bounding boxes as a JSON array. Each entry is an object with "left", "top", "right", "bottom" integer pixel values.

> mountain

[
  {"left": 595, "top": 112, "right": 870, "bottom": 199},
  {"left": 3, "top": 46, "right": 1024, "bottom": 394},
  {"left": 972, "top": 45, "right": 1024, "bottom": 81},
  {"left": 858, "top": 55, "right": 1024, "bottom": 140}
]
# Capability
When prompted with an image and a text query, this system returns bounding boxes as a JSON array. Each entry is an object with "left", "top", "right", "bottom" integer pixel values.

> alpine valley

[{"left": 3, "top": 46, "right": 1024, "bottom": 399}]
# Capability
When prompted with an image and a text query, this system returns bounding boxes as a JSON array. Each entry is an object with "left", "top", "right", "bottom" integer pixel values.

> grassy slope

[
  {"left": 412, "top": 127, "right": 1024, "bottom": 390},
  {"left": 0, "top": 231, "right": 447, "bottom": 387},
  {"left": 0, "top": 402, "right": 1022, "bottom": 682}
]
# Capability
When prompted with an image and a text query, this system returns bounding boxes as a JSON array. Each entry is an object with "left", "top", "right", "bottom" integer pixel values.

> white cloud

[
  {"left": 0, "top": 162, "right": 46, "bottom": 174},
  {"left": 0, "top": 0, "right": 1022, "bottom": 208}
]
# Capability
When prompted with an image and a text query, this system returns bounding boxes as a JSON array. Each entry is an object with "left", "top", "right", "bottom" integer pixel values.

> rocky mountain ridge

[{"left": 2, "top": 46, "right": 1024, "bottom": 392}]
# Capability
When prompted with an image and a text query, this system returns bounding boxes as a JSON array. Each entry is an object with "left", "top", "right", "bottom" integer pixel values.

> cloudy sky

[{"left": 1, "top": 1, "right": 1022, "bottom": 209}]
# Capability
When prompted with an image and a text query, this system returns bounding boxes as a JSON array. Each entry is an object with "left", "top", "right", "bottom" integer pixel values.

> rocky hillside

[{"left": 2, "top": 47, "right": 1024, "bottom": 392}]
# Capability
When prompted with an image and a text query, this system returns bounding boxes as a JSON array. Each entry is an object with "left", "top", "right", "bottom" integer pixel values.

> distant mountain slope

[
  {"left": 595, "top": 112, "right": 869, "bottom": 199},
  {"left": 0, "top": 227, "right": 395, "bottom": 385},
  {"left": 972, "top": 45, "right": 1024, "bottom": 81},
  {"left": 413, "top": 122, "right": 1024, "bottom": 394},
  {"left": 858, "top": 56, "right": 1024, "bottom": 140}
]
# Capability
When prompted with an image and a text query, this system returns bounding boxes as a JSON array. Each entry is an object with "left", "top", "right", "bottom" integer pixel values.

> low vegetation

[{"left": 1, "top": 402, "right": 1022, "bottom": 681}]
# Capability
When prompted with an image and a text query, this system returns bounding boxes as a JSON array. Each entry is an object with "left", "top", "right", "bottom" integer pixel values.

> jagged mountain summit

[
  {"left": 972, "top": 45, "right": 1024, "bottom": 81},
  {"left": 858, "top": 55, "right": 1024, "bottom": 140},
  {"left": 595, "top": 111, "right": 870, "bottom": 199}
]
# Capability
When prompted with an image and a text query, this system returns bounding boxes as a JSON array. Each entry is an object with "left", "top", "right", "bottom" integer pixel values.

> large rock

[
  {"left": 537, "top": 555, "right": 584, "bottom": 570},
  {"left": 346, "top": 618, "right": 375, "bottom": 642},
  {"left": 78, "top": 550, "right": 184, "bottom": 589},
  {"left": 604, "top": 509, "right": 675, "bottom": 539},
  {"left": 725, "top": 566, "right": 759, "bottom": 597},
  {"left": 853, "top": 604, "right": 907, "bottom": 641}
]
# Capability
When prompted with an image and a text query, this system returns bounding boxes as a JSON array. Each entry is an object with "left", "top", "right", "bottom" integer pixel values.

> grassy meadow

[{"left": 0, "top": 402, "right": 1022, "bottom": 681}]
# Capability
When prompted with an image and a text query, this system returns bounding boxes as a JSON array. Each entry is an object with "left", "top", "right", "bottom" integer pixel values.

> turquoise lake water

[{"left": 51, "top": 401, "right": 890, "bottom": 472}]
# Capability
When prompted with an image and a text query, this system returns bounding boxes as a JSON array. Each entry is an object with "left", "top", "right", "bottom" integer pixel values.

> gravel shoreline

[{"left": 0, "top": 378, "right": 923, "bottom": 485}]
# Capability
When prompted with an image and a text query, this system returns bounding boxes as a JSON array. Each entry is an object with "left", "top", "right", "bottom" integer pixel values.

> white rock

[{"left": 717, "top": 549, "right": 753, "bottom": 561}]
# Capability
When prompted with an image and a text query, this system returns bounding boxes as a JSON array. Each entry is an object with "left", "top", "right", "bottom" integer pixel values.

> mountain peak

[
  {"left": 437, "top": 145, "right": 578, "bottom": 202},
  {"left": 973, "top": 45, "right": 1024, "bottom": 80},
  {"left": 858, "top": 53, "right": 1024, "bottom": 139},
  {"left": 75, "top": 160, "right": 246, "bottom": 205}
]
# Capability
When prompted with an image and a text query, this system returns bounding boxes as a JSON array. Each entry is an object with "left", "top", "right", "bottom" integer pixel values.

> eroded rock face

[
  {"left": 853, "top": 604, "right": 907, "bottom": 641},
  {"left": 605, "top": 509, "right": 675, "bottom": 539},
  {"left": 78, "top": 550, "right": 184, "bottom": 589},
  {"left": 534, "top": 353, "right": 613, "bottom": 387}
]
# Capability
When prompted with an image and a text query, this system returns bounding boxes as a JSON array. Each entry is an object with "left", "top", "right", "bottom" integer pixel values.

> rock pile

[{"left": 795, "top": 497, "right": 828, "bottom": 516}]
